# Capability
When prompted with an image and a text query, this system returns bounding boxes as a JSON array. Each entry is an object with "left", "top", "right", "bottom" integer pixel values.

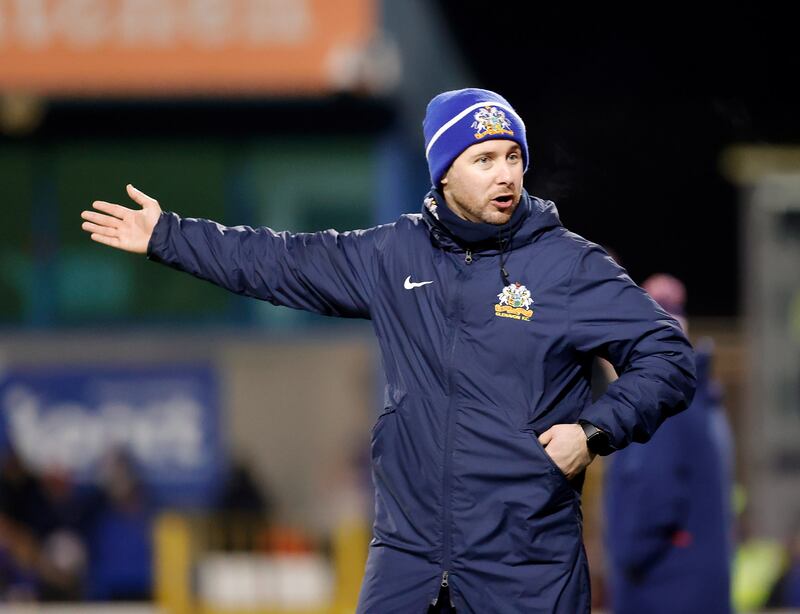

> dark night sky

[{"left": 433, "top": 4, "right": 800, "bottom": 316}]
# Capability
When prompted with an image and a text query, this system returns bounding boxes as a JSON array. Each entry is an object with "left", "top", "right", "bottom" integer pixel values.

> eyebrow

[{"left": 472, "top": 145, "right": 521, "bottom": 159}]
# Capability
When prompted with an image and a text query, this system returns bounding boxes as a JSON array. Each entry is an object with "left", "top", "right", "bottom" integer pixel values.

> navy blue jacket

[
  {"left": 147, "top": 190, "right": 696, "bottom": 613},
  {"left": 604, "top": 346, "right": 731, "bottom": 613}
]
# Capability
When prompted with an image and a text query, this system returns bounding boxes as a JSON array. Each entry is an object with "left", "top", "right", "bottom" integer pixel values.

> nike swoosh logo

[{"left": 404, "top": 275, "right": 434, "bottom": 290}]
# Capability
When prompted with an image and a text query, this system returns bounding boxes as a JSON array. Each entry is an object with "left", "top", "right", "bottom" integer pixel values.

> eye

[
  {"left": 475, "top": 156, "right": 490, "bottom": 165},
  {"left": 508, "top": 152, "right": 520, "bottom": 162}
]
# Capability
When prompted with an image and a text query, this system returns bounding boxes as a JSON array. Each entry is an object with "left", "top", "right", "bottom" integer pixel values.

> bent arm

[{"left": 568, "top": 245, "right": 696, "bottom": 450}]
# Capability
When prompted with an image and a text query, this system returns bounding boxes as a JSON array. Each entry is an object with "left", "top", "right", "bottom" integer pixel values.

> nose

[{"left": 495, "top": 160, "right": 514, "bottom": 185}]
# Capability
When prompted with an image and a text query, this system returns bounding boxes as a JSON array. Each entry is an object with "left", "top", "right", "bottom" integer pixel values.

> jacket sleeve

[
  {"left": 146, "top": 211, "right": 386, "bottom": 319},
  {"left": 568, "top": 244, "right": 696, "bottom": 450}
]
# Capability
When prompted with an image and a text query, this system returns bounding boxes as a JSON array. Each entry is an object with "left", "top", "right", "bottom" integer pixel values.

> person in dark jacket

[
  {"left": 80, "top": 88, "right": 696, "bottom": 613},
  {"left": 603, "top": 273, "right": 733, "bottom": 614}
]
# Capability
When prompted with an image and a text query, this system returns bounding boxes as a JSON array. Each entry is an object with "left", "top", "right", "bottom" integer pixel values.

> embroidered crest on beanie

[{"left": 423, "top": 88, "right": 529, "bottom": 186}]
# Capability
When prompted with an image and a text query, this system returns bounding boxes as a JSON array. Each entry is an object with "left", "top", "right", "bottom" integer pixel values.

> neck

[
  {"left": 440, "top": 188, "right": 479, "bottom": 223},
  {"left": 425, "top": 188, "right": 529, "bottom": 247}
]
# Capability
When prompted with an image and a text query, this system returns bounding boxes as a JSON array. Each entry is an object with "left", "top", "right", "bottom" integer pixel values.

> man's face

[{"left": 440, "top": 139, "right": 524, "bottom": 225}]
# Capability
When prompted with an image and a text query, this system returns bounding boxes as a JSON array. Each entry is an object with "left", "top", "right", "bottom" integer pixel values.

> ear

[{"left": 440, "top": 175, "right": 448, "bottom": 186}]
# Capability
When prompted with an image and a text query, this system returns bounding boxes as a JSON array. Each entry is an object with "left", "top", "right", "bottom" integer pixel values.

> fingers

[
  {"left": 89, "top": 233, "right": 121, "bottom": 249},
  {"left": 81, "top": 220, "right": 117, "bottom": 238},
  {"left": 81, "top": 210, "right": 120, "bottom": 228},
  {"left": 126, "top": 184, "right": 158, "bottom": 209},
  {"left": 538, "top": 428, "right": 553, "bottom": 446},
  {"left": 91, "top": 200, "right": 131, "bottom": 220}
]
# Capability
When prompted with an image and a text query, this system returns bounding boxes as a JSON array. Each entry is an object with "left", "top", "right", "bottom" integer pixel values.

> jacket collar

[{"left": 420, "top": 188, "right": 560, "bottom": 255}]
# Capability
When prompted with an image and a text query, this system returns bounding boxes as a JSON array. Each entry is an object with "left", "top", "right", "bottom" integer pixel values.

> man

[
  {"left": 80, "top": 88, "right": 696, "bottom": 613},
  {"left": 603, "top": 274, "right": 732, "bottom": 614}
]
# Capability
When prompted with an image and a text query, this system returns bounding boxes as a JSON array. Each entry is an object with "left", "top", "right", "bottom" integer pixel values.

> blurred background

[{"left": 0, "top": 1, "right": 798, "bottom": 612}]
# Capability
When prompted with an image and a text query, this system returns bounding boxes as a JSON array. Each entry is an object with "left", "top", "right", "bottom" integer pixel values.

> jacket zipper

[
  {"left": 431, "top": 571, "right": 450, "bottom": 607},
  {"left": 438, "top": 252, "right": 470, "bottom": 607}
]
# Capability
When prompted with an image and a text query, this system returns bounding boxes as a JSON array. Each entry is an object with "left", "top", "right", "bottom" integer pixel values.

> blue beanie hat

[{"left": 423, "top": 88, "right": 529, "bottom": 186}]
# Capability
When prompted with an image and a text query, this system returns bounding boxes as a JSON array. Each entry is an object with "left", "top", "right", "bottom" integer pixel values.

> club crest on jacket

[
  {"left": 472, "top": 106, "right": 514, "bottom": 139},
  {"left": 495, "top": 282, "right": 534, "bottom": 321}
]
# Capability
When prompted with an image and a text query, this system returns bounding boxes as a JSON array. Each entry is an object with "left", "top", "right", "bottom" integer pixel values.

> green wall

[{"left": 0, "top": 138, "right": 375, "bottom": 328}]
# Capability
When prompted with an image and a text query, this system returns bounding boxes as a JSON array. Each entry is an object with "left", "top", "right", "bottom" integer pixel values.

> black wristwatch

[{"left": 579, "top": 420, "right": 614, "bottom": 456}]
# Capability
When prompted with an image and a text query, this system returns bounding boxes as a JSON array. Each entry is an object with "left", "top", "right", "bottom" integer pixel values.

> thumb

[
  {"left": 127, "top": 184, "right": 158, "bottom": 209},
  {"left": 538, "top": 428, "right": 553, "bottom": 446}
]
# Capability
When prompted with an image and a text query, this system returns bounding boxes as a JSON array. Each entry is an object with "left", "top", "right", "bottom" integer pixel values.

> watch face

[
  {"left": 580, "top": 421, "right": 612, "bottom": 455},
  {"left": 588, "top": 431, "right": 611, "bottom": 455}
]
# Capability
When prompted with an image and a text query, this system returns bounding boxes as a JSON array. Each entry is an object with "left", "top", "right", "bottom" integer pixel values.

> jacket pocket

[{"left": 524, "top": 428, "right": 571, "bottom": 487}]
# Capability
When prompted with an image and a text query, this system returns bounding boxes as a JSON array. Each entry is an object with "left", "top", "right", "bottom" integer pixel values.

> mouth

[{"left": 490, "top": 194, "right": 515, "bottom": 210}]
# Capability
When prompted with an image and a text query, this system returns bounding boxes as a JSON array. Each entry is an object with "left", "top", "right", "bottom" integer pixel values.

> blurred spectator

[
  {"left": 0, "top": 447, "right": 41, "bottom": 530},
  {"left": 0, "top": 447, "right": 41, "bottom": 600},
  {"left": 215, "top": 458, "right": 275, "bottom": 552},
  {"left": 84, "top": 447, "right": 154, "bottom": 601},
  {"left": 1, "top": 444, "right": 158, "bottom": 602},
  {"left": 217, "top": 458, "right": 272, "bottom": 519},
  {"left": 731, "top": 507, "right": 787, "bottom": 612},
  {"left": 603, "top": 273, "right": 734, "bottom": 614},
  {"left": 38, "top": 527, "right": 87, "bottom": 601},
  {"left": 0, "top": 512, "right": 39, "bottom": 601},
  {"left": 32, "top": 466, "right": 101, "bottom": 601},
  {"left": 768, "top": 517, "right": 800, "bottom": 607},
  {"left": 1, "top": 447, "right": 92, "bottom": 601}
]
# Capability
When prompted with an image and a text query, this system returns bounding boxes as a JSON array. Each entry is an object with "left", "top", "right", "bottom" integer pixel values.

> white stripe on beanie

[{"left": 425, "top": 101, "right": 526, "bottom": 159}]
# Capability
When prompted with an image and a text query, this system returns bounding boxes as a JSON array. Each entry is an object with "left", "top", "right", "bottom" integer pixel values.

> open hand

[
  {"left": 80, "top": 184, "right": 162, "bottom": 254},
  {"left": 538, "top": 424, "right": 595, "bottom": 479}
]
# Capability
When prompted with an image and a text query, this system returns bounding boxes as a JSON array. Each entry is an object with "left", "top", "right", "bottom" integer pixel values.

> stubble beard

[
  {"left": 483, "top": 209, "right": 514, "bottom": 225},
  {"left": 480, "top": 200, "right": 517, "bottom": 225},
  {"left": 446, "top": 191, "right": 518, "bottom": 225}
]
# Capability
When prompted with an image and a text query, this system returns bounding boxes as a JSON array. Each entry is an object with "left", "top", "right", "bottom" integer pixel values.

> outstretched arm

[
  {"left": 80, "top": 185, "right": 162, "bottom": 254},
  {"left": 81, "top": 185, "right": 385, "bottom": 318}
]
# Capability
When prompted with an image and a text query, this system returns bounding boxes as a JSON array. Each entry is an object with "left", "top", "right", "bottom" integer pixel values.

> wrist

[{"left": 578, "top": 420, "right": 614, "bottom": 456}]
